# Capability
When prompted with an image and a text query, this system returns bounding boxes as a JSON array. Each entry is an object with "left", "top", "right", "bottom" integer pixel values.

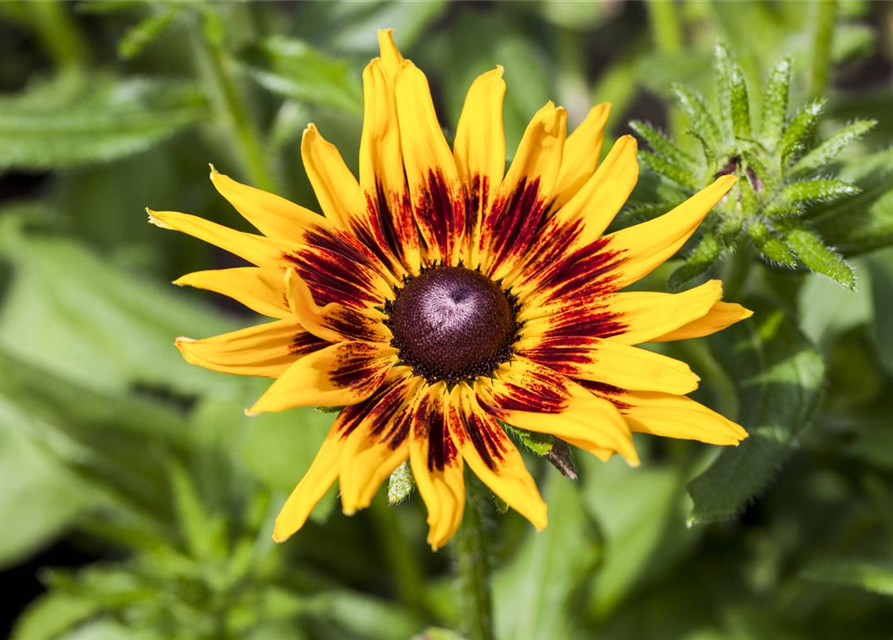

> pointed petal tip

[
  {"left": 244, "top": 407, "right": 261, "bottom": 418},
  {"left": 146, "top": 208, "right": 172, "bottom": 229}
]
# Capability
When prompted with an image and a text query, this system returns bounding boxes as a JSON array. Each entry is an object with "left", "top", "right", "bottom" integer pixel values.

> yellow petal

[
  {"left": 453, "top": 66, "right": 506, "bottom": 267},
  {"left": 477, "top": 361, "right": 639, "bottom": 465},
  {"left": 273, "top": 421, "right": 343, "bottom": 542},
  {"left": 301, "top": 124, "right": 367, "bottom": 230},
  {"left": 482, "top": 102, "right": 568, "bottom": 280},
  {"left": 360, "top": 59, "right": 420, "bottom": 273},
  {"left": 606, "top": 280, "right": 724, "bottom": 345},
  {"left": 209, "top": 166, "right": 323, "bottom": 243},
  {"left": 285, "top": 268, "right": 390, "bottom": 344},
  {"left": 248, "top": 342, "right": 397, "bottom": 414},
  {"left": 378, "top": 29, "right": 404, "bottom": 80},
  {"left": 550, "top": 102, "right": 611, "bottom": 213},
  {"left": 174, "top": 267, "right": 289, "bottom": 319},
  {"left": 620, "top": 390, "right": 748, "bottom": 445},
  {"left": 148, "top": 209, "right": 290, "bottom": 269},
  {"left": 176, "top": 319, "right": 321, "bottom": 378},
  {"left": 339, "top": 373, "right": 421, "bottom": 514},
  {"left": 409, "top": 382, "right": 466, "bottom": 550},
  {"left": 452, "top": 386, "right": 547, "bottom": 530},
  {"left": 652, "top": 301, "right": 754, "bottom": 342},
  {"left": 604, "top": 175, "right": 736, "bottom": 290},
  {"left": 395, "top": 61, "right": 466, "bottom": 264}
]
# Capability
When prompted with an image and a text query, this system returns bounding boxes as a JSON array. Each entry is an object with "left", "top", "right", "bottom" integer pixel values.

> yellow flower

[{"left": 150, "top": 30, "right": 751, "bottom": 550}]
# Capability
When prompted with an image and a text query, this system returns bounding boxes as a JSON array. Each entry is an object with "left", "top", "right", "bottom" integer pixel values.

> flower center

[{"left": 384, "top": 266, "right": 519, "bottom": 384}]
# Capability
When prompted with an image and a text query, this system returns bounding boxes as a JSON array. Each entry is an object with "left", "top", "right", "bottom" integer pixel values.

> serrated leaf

[
  {"left": 749, "top": 221, "right": 798, "bottom": 266},
  {"left": 802, "top": 559, "right": 893, "bottom": 596},
  {"left": 714, "top": 42, "right": 751, "bottom": 142},
  {"left": 629, "top": 120, "right": 694, "bottom": 166},
  {"left": 781, "top": 179, "right": 860, "bottom": 204},
  {"left": 779, "top": 99, "right": 826, "bottom": 159},
  {"left": 639, "top": 150, "right": 701, "bottom": 189},
  {"left": 668, "top": 232, "right": 722, "bottom": 291},
  {"left": 783, "top": 225, "right": 856, "bottom": 289},
  {"left": 240, "top": 36, "right": 363, "bottom": 114},
  {"left": 791, "top": 119, "right": 877, "bottom": 175},
  {"left": 117, "top": 6, "right": 180, "bottom": 60},
  {"left": 0, "top": 73, "right": 206, "bottom": 170},
  {"left": 168, "top": 461, "right": 226, "bottom": 561},
  {"left": 673, "top": 84, "right": 722, "bottom": 150},
  {"left": 686, "top": 303, "right": 824, "bottom": 524},
  {"left": 760, "top": 58, "right": 792, "bottom": 144},
  {"left": 503, "top": 423, "right": 553, "bottom": 456}
]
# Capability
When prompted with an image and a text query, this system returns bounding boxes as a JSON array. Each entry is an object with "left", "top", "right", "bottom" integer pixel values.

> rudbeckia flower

[{"left": 150, "top": 30, "right": 751, "bottom": 550}]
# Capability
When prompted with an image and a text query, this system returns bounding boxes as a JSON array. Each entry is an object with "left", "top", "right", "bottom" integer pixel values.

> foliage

[{"left": 1, "top": 2, "right": 893, "bottom": 640}]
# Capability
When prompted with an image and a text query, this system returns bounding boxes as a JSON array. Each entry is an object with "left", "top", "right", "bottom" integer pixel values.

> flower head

[{"left": 151, "top": 30, "right": 752, "bottom": 550}]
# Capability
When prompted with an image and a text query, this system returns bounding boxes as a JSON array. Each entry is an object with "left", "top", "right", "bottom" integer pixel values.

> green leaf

[
  {"left": 780, "top": 179, "right": 860, "bottom": 205},
  {"left": 686, "top": 303, "right": 825, "bottom": 524},
  {"left": 11, "top": 591, "right": 102, "bottom": 640},
  {"left": 668, "top": 232, "right": 722, "bottom": 291},
  {"left": 791, "top": 119, "right": 877, "bottom": 175},
  {"left": 0, "top": 401, "right": 86, "bottom": 569},
  {"left": 0, "top": 347, "right": 186, "bottom": 516},
  {"left": 241, "top": 36, "right": 363, "bottom": 114},
  {"left": 749, "top": 221, "right": 798, "bottom": 267},
  {"left": 0, "top": 223, "right": 232, "bottom": 395},
  {"left": 168, "top": 461, "right": 226, "bottom": 561},
  {"left": 760, "top": 58, "right": 792, "bottom": 144},
  {"left": 802, "top": 559, "right": 893, "bottom": 596},
  {"left": 713, "top": 42, "right": 750, "bottom": 142},
  {"left": 639, "top": 150, "right": 701, "bottom": 190},
  {"left": 117, "top": 6, "right": 180, "bottom": 60},
  {"left": 503, "top": 423, "right": 554, "bottom": 456},
  {"left": 629, "top": 120, "right": 694, "bottom": 167},
  {"left": 0, "top": 73, "right": 206, "bottom": 170},
  {"left": 672, "top": 84, "right": 722, "bottom": 150},
  {"left": 494, "top": 476, "right": 599, "bottom": 640},
  {"left": 783, "top": 225, "right": 856, "bottom": 289},
  {"left": 779, "top": 99, "right": 825, "bottom": 159}
]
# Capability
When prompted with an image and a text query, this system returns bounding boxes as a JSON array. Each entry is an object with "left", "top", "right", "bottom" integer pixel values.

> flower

[{"left": 150, "top": 30, "right": 752, "bottom": 550}]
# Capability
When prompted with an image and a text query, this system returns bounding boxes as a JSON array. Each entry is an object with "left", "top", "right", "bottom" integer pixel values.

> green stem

[
  {"left": 647, "top": 0, "right": 682, "bottom": 54},
  {"left": 453, "top": 477, "right": 494, "bottom": 640},
  {"left": 809, "top": 0, "right": 837, "bottom": 100},
  {"left": 646, "top": 0, "right": 686, "bottom": 139},
  {"left": 29, "top": 1, "right": 89, "bottom": 68},
  {"left": 192, "top": 14, "right": 278, "bottom": 193}
]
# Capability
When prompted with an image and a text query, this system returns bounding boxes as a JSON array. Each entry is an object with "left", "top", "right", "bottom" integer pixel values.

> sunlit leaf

[{"left": 0, "top": 73, "right": 206, "bottom": 170}]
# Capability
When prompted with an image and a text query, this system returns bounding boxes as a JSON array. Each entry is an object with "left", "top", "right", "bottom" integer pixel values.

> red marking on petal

[
  {"left": 414, "top": 170, "right": 466, "bottom": 262},
  {"left": 485, "top": 178, "right": 549, "bottom": 275},
  {"left": 290, "top": 332, "right": 329, "bottom": 357},
  {"left": 463, "top": 408, "right": 508, "bottom": 470},
  {"left": 329, "top": 342, "right": 391, "bottom": 392},
  {"left": 335, "top": 376, "right": 413, "bottom": 447},
  {"left": 490, "top": 365, "right": 571, "bottom": 414},
  {"left": 576, "top": 379, "right": 632, "bottom": 410},
  {"left": 414, "top": 392, "right": 457, "bottom": 471}
]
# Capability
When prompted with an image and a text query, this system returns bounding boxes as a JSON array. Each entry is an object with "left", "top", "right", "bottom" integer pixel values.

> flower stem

[
  {"left": 192, "top": 13, "right": 279, "bottom": 193},
  {"left": 28, "top": 1, "right": 89, "bottom": 68},
  {"left": 453, "top": 476, "right": 495, "bottom": 640}
]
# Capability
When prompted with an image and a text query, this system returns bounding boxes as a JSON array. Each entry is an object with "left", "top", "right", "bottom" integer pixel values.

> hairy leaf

[
  {"left": 781, "top": 179, "right": 860, "bottom": 204},
  {"left": 668, "top": 232, "right": 722, "bottom": 291},
  {"left": 779, "top": 99, "right": 826, "bottom": 159},
  {"left": 784, "top": 225, "right": 856, "bottom": 289},
  {"left": 0, "top": 73, "right": 205, "bottom": 170},
  {"left": 760, "top": 58, "right": 792, "bottom": 144},
  {"left": 687, "top": 304, "right": 824, "bottom": 523},
  {"left": 241, "top": 36, "right": 363, "bottom": 114},
  {"left": 791, "top": 119, "right": 877, "bottom": 175},
  {"left": 673, "top": 84, "right": 722, "bottom": 150}
]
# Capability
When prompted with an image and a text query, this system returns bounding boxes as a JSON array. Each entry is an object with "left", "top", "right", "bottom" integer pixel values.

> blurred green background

[{"left": 2, "top": 1, "right": 893, "bottom": 639}]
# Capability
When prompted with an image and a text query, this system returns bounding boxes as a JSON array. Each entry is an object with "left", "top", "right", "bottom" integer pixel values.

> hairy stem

[
  {"left": 192, "top": 13, "right": 278, "bottom": 193},
  {"left": 453, "top": 476, "right": 494, "bottom": 640}
]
